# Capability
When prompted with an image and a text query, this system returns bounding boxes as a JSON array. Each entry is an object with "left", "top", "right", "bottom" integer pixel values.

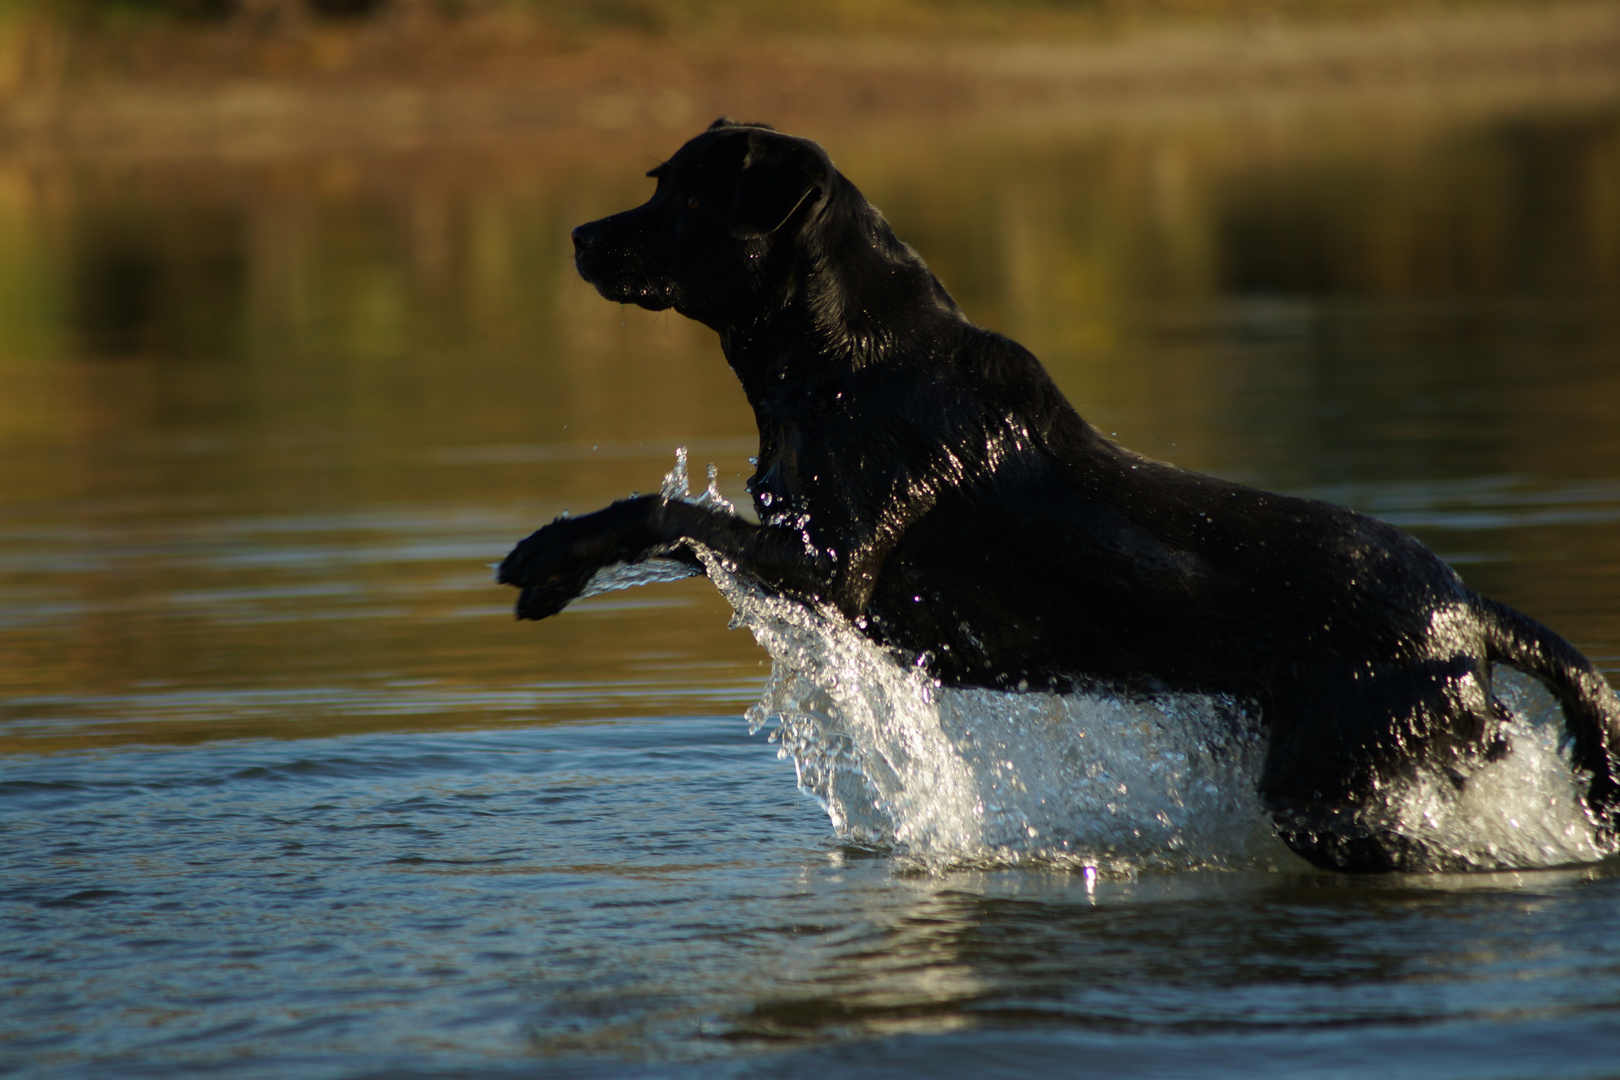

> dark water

[{"left": 4, "top": 94, "right": 1620, "bottom": 1077}]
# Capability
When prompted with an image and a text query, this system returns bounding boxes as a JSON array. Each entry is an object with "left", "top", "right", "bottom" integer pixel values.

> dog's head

[{"left": 572, "top": 119, "right": 836, "bottom": 329}]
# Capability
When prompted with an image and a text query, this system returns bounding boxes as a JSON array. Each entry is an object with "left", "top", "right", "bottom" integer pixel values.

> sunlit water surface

[{"left": 5, "top": 94, "right": 1620, "bottom": 1077}]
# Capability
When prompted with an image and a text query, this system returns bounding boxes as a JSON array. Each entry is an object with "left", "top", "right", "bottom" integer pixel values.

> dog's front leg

[
  {"left": 498, "top": 495, "right": 835, "bottom": 621},
  {"left": 497, "top": 497, "right": 664, "bottom": 620}
]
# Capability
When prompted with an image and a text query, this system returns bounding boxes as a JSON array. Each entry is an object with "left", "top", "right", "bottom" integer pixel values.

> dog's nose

[{"left": 571, "top": 224, "right": 596, "bottom": 256}]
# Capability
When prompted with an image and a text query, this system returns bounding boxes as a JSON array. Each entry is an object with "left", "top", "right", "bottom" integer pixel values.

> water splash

[
  {"left": 1361, "top": 667, "right": 1610, "bottom": 869},
  {"left": 582, "top": 451, "right": 1610, "bottom": 874},
  {"left": 689, "top": 551, "right": 1278, "bottom": 873},
  {"left": 579, "top": 447, "right": 735, "bottom": 598}
]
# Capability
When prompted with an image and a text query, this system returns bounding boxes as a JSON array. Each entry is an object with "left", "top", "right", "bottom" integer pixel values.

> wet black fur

[{"left": 499, "top": 119, "right": 1620, "bottom": 872}]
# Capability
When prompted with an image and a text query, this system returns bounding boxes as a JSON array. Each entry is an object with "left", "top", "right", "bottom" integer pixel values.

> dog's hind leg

[{"left": 1258, "top": 655, "right": 1512, "bottom": 872}]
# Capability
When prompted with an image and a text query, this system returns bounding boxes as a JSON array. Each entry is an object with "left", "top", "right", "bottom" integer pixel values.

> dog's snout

[
  {"left": 572, "top": 218, "right": 618, "bottom": 259},
  {"left": 568, "top": 212, "right": 669, "bottom": 310}
]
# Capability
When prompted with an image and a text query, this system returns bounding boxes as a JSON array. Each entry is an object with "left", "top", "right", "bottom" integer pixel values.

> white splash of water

[
  {"left": 1364, "top": 667, "right": 1610, "bottom": 870},
  {"left": 688, "top": 548, "right": 1279, "bottom": 873}
]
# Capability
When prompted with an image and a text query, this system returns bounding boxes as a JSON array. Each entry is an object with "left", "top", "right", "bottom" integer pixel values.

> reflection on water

[
  {"left": 3, "top": 93, "right": 1620, "bottom": 1076},
  {"left": 1215, "top": 113, "right": 1620, "bottom": 296}
]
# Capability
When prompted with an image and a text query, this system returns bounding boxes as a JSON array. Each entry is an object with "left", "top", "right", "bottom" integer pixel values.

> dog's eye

[{"left": 686, "top": 197, "right": 701, "bottom": 212}]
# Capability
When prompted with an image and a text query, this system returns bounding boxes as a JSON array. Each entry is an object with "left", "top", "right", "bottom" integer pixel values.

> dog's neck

[{"left": 719, "top": 178, "right": 967, "bottom": 407}]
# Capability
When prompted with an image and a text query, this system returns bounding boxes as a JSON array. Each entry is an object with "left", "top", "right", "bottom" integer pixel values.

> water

[{"left": 5, "top": 92, "right": 1620, "bottom": 1076}]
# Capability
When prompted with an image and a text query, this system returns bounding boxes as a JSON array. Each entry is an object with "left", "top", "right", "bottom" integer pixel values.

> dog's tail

[{"left": 1478, "top": 595, "right": 1620, "bottom": 832}]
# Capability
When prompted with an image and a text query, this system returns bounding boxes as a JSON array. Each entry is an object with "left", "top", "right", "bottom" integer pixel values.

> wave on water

[{"left": 588, "top": 450, "right": 1610, "bottom": 874}]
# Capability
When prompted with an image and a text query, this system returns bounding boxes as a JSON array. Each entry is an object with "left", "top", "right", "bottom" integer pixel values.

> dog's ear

[
  {"left": 729, "top": 132, "right": 826, "bottom": 240},
  {"left": 709, "top": 116, "right": 777, "bottom": 133}
]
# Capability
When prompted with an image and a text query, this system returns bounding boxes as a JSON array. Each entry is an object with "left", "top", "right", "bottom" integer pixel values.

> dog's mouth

[
  {"left": 575, "top": 251, "right": 677, "bottom": 312},
  {"left": 588, "top": 276, "right": 677, "bottom": 312}
]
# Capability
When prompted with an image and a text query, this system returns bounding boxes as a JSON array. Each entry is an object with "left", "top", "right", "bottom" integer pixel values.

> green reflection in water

[{"left": 1, "top": 99, "right": 1618, "bottom": 751}]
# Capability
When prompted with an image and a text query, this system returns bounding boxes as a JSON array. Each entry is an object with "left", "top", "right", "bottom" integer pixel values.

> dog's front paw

[
  {"left": 513, "top": 575, "right": 596, "bottom": 620},
  {"left": 497, "top": 518, "right": 600, "bottom": 621}
]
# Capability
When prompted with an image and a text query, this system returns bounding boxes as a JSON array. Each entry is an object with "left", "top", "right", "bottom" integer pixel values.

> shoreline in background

[{"left": 0, "top": 1, "right": 1615, "bottom": 161}]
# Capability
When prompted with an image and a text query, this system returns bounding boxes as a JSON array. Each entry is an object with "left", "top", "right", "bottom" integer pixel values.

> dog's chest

[{"left": 748, "top": 416, "right": 887, "bottom": 535}]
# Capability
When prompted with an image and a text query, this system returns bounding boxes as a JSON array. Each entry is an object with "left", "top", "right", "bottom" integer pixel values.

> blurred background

[{"left": 1, "top": 0, "right": 1619, "bottom": 750}]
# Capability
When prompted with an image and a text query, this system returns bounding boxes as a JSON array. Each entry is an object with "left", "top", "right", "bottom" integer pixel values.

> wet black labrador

[{"left": 499, "top": 119, "right": 1620, "bottom": 872}]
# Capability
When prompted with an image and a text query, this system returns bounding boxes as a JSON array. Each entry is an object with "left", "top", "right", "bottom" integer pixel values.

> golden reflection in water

[{"left": 1, "top": 98, "right": 1619, "bottom": 750}]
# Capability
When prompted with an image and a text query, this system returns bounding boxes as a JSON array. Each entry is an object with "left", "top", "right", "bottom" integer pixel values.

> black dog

[{"left": 499, "top": 119, "right": 1620, "bottom": 872}]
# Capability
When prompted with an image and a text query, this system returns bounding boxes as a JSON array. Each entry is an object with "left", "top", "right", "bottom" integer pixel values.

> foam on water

[{"left": 588, "top": 450, "right": 1611, "bottom": 873}]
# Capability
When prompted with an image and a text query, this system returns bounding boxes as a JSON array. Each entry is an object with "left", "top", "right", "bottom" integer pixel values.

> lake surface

[{"left": 4, "top": 89, "right": 1620, "bottom": 1077}]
